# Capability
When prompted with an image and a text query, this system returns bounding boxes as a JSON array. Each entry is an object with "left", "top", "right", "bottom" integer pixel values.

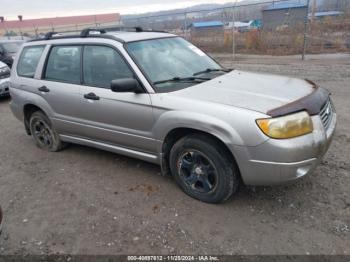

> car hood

[{"left": 171, "top": 70, "right": 315, "bottom": 115}]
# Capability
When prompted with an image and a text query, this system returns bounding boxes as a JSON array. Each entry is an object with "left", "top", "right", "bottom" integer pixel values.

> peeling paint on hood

[{"left": 171, "top": 70, "right": 315, "bottom": 114}]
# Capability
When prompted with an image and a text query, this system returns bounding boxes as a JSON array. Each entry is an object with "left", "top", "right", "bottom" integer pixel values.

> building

[
  {"left": 262, "top": 1, "right": 308, "bottom": 30},
  {"left": 190, "top": 21, "right": 224, "bottom": 37},
  {"left": 190, "top": 21, "right": 224, "bottom": 29},
  {"left": 0, "top": 13, "right": 121, "bottom": 37},
  {"left": 310, "top": 11, "right": 343, "bottom": 20},
  {"left": 225, "top": 20, "right": 262, "bottom": 32},
  {"left": 189, "top": 21, "right": 225, "bottom": 49}
]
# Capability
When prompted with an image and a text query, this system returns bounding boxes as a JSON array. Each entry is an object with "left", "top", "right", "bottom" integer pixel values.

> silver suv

[{"left": 9, "top": 28, "right": 336, "bottom": 203}]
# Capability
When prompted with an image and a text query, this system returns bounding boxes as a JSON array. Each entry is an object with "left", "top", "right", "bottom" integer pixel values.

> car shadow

[
  {"left": 64, "top": 143, "right": 164, "bottom": 176},
  {"left": 0, "top": 96, "right": 10, "bottom": 103}
]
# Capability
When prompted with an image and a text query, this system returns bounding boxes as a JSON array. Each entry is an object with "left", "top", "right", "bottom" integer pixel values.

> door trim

[{"left": 60, "top": 134, "right": 160, "bottom": 164}]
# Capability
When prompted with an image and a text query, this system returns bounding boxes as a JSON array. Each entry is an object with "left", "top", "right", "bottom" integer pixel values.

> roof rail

[
  {"left": 80, "top": 28, "right": 107, "bottom": 37},
  {"left": 42, "top": 30, "right": 82, "bottom": 40},
  {"left": 99, "top": 26, "right": 167, "bottom": 33},
  {"left": 96, "top": 26, "right": 143, "bottom": 32},
  {"left": 44, "top": 32, "right": 58, "bottom": 40},
  {"left": 28, "top": 26, "right": 168, "bottom": 43}
]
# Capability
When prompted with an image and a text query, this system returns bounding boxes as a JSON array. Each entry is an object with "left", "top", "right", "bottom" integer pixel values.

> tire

[
  {"left": 169, "top": 134, "right": 240, "bottom": 203},
  {"left": 29, "top": 111, "right": 66, "bottom": 152}
]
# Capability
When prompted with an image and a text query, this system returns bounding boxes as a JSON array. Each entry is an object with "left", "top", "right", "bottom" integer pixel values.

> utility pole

[{"left": 302, "top": 0, "right": 311, "bottom": 61}]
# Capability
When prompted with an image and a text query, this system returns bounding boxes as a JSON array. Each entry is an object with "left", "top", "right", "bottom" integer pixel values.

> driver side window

[{"left": 83, "top": 45, "right": 134, "bottom": 89}]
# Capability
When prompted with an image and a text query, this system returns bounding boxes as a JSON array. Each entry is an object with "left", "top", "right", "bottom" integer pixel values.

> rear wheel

[
  {"left": 29, "top": 111, "right": 66, "bottom": 152},
  {"left": 169, "top": 134, "right": 240, "bottom": 203}
]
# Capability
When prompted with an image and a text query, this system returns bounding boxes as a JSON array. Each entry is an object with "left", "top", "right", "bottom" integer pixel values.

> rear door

[
  {"left": 78, "top": 44, "right": 156, "bottom": 153},
  {"left": 14, "top": 45, "right": 46, "bottom": 102},
  {"left": 37, "top": 45, "right": 83, "bottom": 136}
]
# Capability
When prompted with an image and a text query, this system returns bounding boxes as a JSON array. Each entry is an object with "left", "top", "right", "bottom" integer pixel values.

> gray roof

[{"left": 27, "top": 31, "right": 177, "bottom": 44}]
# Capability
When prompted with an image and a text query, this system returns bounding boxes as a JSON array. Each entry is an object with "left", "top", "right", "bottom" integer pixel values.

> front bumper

[
  {"left": 234, "top": 112, "right": 337, "bottom": 186},
  {"left": 0, "top": 77, "right": 10, "bottom": 97}
]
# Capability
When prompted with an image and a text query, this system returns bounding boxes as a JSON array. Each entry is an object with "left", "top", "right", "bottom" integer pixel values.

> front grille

[{"left": 319, "top": 99, "right": 334, "bottom": 129}]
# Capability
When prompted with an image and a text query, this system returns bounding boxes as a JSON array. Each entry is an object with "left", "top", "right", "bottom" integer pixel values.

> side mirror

[{"left": 111, "top": 78, "right": 143, "bottom": 93}]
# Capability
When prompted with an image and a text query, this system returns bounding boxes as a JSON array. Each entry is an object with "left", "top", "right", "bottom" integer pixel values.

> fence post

[
  {"left": 302, "top": 0, "right": 311, "bottom": 60},
  {"left": 184, "top": 12, "right": 188, "bottom": 40},
  {"left": 33, "top": 25, "right": 38, "bottom": 37},
  {"left": 232, "top": 4, "right": 236, "bottom": 61},
  {"left": 18, "top": 28, "right": 23, "bottom": 40}
]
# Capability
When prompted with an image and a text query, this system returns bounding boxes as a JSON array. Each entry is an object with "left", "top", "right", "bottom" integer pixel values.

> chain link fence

[
  {"left": 1, "top": 0, "right": 349, "bottom": 59},
  {"left": 121, "top": 0, "right": 350, "bottom": 58}
]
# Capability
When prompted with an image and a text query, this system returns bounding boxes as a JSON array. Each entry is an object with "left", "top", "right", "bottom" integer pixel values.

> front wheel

[
  {"left": 169, "top": 134, "right": 240, "bottom": 203},
  {"left": 29, "top": 111, "right": 66, "bottom": 152}
]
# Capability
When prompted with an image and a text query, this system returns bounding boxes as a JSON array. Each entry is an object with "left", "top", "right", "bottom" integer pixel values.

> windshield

[
  {"left": 2, "top": 42, "right": 21, "bottom": 53},
  {"left": 126, "top": 37, "right": 222, "bottom": 92}
]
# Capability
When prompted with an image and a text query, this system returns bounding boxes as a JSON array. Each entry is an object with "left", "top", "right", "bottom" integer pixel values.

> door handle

[
  {"left": 84, "top": 92, "right": 100, "bottom": 100},
  {"left": 38, "top": 86, "right": 50, "bottom": 93}
]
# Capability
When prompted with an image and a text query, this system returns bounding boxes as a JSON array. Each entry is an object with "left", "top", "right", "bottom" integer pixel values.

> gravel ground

[{"left": 0, "top": 54, "right": 349, "bottom": 255}]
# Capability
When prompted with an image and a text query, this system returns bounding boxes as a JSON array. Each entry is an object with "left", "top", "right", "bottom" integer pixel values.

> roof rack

[
  {"left": 101, "top": 26, "right": 143, "bottom": 32},
  {"left": 29, "top": 26, "right": 168, "bottom": 43},
  {"left": 80, "top": 28, "right": 107, "bottom": 37},
  {"left": 44, "top": 32, "right": 57, "bottom": 40},
  {"left": 43, "top": 30, "right": 82, "bottom": 40},
  {"left": 101, "top": 26, "right": 167, "bottom": 33},
  {"left": 38, "top": 27, "right": 144, "bottom": 41}
]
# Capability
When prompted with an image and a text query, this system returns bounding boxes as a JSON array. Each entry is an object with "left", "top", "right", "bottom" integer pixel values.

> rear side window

[
  {"left": 44, "top": 46, "right": 81, "bottom": 84},
  {"left": 83, "top": 45, "right": 133, "bottom": 88},
  {"left": 17, "top": 46, "right": 45, "bottom": 78}
]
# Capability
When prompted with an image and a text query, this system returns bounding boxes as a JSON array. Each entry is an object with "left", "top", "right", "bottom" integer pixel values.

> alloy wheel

[{"left": 177, "top": 150, "right": 218, "bottom": 194}]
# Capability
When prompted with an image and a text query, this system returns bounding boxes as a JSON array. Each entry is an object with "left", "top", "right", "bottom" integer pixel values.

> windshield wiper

[
  {"left": 153, "top": 76, "right": 211, "bottom": 85},
  {"left": 193, "top": 68, "right": 233, "bottom": 76}
]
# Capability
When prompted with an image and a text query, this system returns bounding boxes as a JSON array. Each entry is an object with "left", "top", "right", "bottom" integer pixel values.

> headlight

[{"left": 256, "top": 111, "right": 313, "bottom": 139}]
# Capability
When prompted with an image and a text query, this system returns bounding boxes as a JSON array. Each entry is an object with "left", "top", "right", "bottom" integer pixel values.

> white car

[{"left": 0, "top": 61, "right": 10, "bottom": 97}]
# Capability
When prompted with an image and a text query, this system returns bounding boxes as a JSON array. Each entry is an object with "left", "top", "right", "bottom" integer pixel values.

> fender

[
  {"left": 153, "top": 110, "right": 245, "bottom": 154},
  {"left": 21, "top": 92, "right": 55, "bottom": 134},
  {"left": 22, "top": 91, "right": 55, "bottom": 119}
]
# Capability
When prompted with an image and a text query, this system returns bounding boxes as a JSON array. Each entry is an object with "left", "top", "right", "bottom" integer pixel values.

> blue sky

[{"left": 0, "top": 0, "right": 235, "bottom": 19}]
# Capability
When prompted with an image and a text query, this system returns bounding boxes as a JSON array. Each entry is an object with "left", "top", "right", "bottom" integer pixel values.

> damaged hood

[{"left": 171, "top": 70, "right": 315, "bottom": 115}]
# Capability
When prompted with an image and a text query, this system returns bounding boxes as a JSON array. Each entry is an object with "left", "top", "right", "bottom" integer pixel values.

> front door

[{"left": 78, "top": 45, "right": 156, "bottom": 153}]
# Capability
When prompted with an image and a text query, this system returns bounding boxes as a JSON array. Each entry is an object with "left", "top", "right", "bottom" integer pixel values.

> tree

[{"left": 4, "top": 30, "right": 17, "bottom": 36}]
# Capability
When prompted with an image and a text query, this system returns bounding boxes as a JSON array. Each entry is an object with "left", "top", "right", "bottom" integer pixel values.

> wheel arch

[
  {"left": 23, "top": 103, "right": 47, "bottom": 135},
  {"left": 160, "top": 127, "right": 241, "bottom": 179}
]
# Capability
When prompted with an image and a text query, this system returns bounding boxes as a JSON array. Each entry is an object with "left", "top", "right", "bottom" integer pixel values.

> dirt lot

[{"left": 0, "top": 54, "right": 349, "bottom": 255}]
